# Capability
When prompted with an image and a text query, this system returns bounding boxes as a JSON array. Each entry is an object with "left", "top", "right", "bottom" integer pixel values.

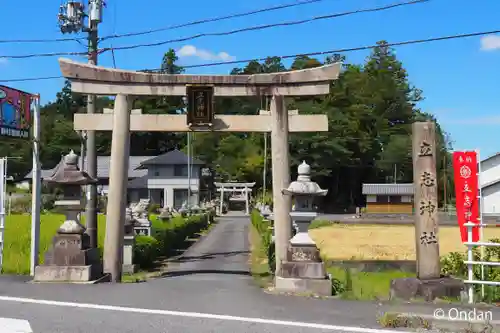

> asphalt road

[{"left": 0, "top": 216, "right": 437, "bottom": 333}]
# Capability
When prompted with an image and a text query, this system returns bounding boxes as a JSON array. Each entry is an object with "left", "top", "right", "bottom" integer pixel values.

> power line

[
  {"left": 0, "top": 0, "right": 325, "bottom": 44},
  {"left": 100, "top": 0, "right": 326, "bottom": 42},
  {"left": 0, "top": 51, "right": 89, "bottom": 60},
  {"left": 100, "top": 0, "right": 428, "bottom": 53},
  {"left": 0, "top": 29, "right": 498, "bottom": 83},
  {"left": 0, "top": 36, "right": 87, "bottom": 44},
  {"left": 0, "top": 0, "right": 428, "bottom": 59},
  {"left": 154, "top": 29, "right": 500, "bottom": 69},
  {"left": 0, "top": 75, "right": 63, "bottom": 83}
]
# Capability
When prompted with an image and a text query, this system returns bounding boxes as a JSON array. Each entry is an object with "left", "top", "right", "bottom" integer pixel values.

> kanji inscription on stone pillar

[{"left": 412, "top": 121, "right": 440, "bottom": 280}]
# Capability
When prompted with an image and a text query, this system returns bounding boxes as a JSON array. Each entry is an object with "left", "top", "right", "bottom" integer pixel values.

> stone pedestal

[
  {"left": 122, "top": 235, "right": 136, "bottom": 274},
  {"left": 133, "top": 217, "right": 152, "bottom": 236},
  {"left": 34, "top": 229, "right": 103, "bottom": 282},
  {"left": 390, "top": 277, "right": 465, "bottom": 302},
  {"left": 275, "top": 245, "right": 332, "bottom": 296}
]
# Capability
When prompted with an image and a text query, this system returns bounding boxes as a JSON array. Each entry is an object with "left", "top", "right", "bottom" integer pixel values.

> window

[
  {"left": 389, "top": 195, "right": 402, "bottom": 203},
  {"left": 377, "top": 195, "right": 389, "bottom": 203},
  {"left": 174, "top": 165, "right": 188, "bottom": 177},
  {"left": 154, "top": 171, "right": 160, "bottom": 176}
]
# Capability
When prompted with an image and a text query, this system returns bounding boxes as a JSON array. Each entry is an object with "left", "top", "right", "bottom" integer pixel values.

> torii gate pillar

[
  {"left": 270, "top": 95, "right": 292, "bottom": 276},
  {"left": 103, "top": 94, "right": 131, "bottom": 281}
]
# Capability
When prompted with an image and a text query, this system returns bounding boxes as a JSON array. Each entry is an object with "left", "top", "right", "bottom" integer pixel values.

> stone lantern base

[
  {"left": 274, "top": 244, "right": 332, "bottom": 296},
  {"left": 34, "top": 227, "right": 105, "bottom": 283}
]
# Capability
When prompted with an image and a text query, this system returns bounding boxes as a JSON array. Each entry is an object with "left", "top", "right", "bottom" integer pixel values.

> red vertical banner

[{"left": 452, "top": 151, "right": 480, "bottom": 242}]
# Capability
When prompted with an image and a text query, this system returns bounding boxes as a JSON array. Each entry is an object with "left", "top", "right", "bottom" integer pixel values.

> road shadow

[
  {"left": 159, "top": 269, "right": 251, "bottom": 278},
  {"left": 173, "top": 250, "right": 250, "bottom": 262}
]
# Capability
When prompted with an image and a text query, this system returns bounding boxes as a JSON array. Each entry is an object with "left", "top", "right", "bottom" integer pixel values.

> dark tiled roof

[
  {"left": 24, "top": 156, "right": 149, "bottom": 179},
  {"left": 127, "top": 175, "right": 148, "bottom": 189},
  {"left": 137, "top": 149, "right": 204, "bottom": 168}
]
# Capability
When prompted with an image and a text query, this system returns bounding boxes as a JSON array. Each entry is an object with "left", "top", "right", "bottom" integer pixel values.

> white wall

[
  {"left": 482, "top": 182, "right": 500, "bottom": 214},
  {"left": 478, "top": 155, "right": 500, "bottom": 214},
  {"left": 146, "top": 165, "right": 200, "bottom": 208},
  {"left": 480, "top": 156, "right": 500, "bottom": 187},
  {"left": 366, "top": 195, "right": 376, "bottom": 203},
  {"left": 146, "top": 165, "right": 200, "bottom": 188}
]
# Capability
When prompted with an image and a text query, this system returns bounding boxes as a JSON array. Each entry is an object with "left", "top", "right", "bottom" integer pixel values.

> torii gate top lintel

[
  {"left": 58, "top": 58, "right": 341, "bottom": 96},
  {"left": 214, "top": 182, "right": 256, "bottom": 188}
]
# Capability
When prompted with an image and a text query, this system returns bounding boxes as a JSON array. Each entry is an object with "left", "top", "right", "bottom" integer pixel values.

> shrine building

[{"left": 362, "top": 183, "right": 414, "bottom": 214}]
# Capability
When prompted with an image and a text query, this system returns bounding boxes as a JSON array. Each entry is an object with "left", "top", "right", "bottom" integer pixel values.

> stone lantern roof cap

[
  {"left": 282, "top": 161, "right": 328, "bottom": 196},
  {"left": 45, "top": 150, "right": 98, "bottom": 185}
]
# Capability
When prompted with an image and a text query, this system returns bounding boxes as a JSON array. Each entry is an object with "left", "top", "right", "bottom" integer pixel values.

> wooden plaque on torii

[{"left": 186, "top": 85, "right": 214, "bottom": 129}]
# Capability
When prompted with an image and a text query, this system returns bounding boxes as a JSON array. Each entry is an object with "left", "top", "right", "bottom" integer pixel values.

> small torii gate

[
  {"left": 57, "top": 58, "right": 340, "bottom": 282},
  {"left": 214, "top": 182, "right": 255, "bottom": 215}
]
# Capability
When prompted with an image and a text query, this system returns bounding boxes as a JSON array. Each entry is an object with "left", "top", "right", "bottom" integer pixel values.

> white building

[
  {"left": 24, "top": 149, "right": 205, "bottom": 209},
  {"left": 480, "top": 153, "right": 500, "bottom": 215}
]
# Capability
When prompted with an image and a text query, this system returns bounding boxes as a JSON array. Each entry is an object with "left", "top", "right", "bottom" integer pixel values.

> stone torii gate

[
  {"left": 57, "top": 58, "right": 340, "bottom": 282},
  {"left": 215, "top": 182, "right": 256, "bottom": 215}
]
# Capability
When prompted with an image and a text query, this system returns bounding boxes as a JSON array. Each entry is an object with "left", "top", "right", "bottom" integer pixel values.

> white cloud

[
  {"left": 480, "top": 35, "right": 500, "bottom": 51},
  {"left": 177, "top": 45, "right": 235, "bottom": 61}
]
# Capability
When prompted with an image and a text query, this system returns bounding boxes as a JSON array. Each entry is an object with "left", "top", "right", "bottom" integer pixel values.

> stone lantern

[
  {"left": 33, "top": 150, "right": 104, "bottom": 282},
  {"left": 275, "top": 161, "right": 332, "bottom": 296}
]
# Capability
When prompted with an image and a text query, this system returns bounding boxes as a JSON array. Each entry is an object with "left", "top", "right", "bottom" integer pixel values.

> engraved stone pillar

[
  {"left": 33, "top": 150, "right": 104, "bottom": 282},
  {"left": 390, "top": 122, "right": 464, "bottom": 301},
  {"left": 412, "top": 121, "right": 440, "bottom": 279}
]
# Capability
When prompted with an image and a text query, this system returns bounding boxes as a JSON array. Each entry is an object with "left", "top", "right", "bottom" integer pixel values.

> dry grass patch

[
  {"left": 248, "top": 225, "right": 273, "bottom": 288},
  {"left": 310, "top": 224, "right": 500, "bottom": 260}
]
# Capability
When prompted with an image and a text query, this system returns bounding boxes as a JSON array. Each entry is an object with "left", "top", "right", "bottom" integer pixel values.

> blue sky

[{"left": 0, "top": 0, "right": 499, "bottom": 159}]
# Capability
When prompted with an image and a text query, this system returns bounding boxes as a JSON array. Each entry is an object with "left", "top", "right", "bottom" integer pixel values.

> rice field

[
  {"left": 1, "top": 214, "right": 107, "bottom": 275},
  {"left": 310, "top": 224, "right": 500, "bottom": 260}
]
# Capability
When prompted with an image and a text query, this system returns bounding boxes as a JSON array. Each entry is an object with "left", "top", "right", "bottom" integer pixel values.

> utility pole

[{"left": 58, "top": 0, "right": 104, "bottom": 249}]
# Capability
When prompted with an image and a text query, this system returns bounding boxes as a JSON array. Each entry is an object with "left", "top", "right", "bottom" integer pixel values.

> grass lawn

[
  {"left": 310, "top": 224, "right": 500, "bottom": 260},
  {"left": 2, "top": 214, "right": 107, "bottom": 275},
  {"left": 327, "top": 266, "right": 414, "bottom": 300}
]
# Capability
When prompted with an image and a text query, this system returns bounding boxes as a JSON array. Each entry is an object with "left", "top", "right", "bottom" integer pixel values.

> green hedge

[
  {"left": 440, "top": 239, "right": 500, "bottom": 302},
  {"left": 133, "top": 211, "right": 214, "bottom": 270},
  {"left": 250, "top": 209, "right": 275, "bottom": 274}
]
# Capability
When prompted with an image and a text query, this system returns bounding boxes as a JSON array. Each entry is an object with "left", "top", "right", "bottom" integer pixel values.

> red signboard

[
  {"left": 452, "top": 151, "right": 480, "bottom": 243},
  {"left": 0, "top": 85, "right": 32, "bottom": 139}
]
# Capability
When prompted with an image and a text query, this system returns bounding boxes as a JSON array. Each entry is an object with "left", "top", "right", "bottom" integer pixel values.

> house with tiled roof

[
  {"left": 24, "top": 149, "right": 205, "bottom": 209},
  {"left": 362, "top": 183, "right": 414, "bottom": 214}
]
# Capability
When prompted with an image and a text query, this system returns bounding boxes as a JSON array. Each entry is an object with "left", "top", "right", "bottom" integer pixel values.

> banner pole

[
  {"left": 30, "top": 94, "right": 41, "bottom": 276},
  {"left": 476, "top": 149, "right": 485, "bottom": 299}
]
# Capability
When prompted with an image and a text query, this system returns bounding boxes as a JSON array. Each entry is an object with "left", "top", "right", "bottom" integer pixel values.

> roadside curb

[{"left": 380, "top": 312, "right": 500, "bottom": 333}]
